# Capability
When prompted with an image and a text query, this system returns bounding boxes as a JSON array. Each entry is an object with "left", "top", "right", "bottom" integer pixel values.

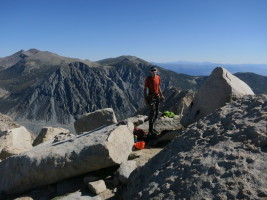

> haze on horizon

[{"left": 1, "top": 0, "right": 267, "bottom": 65}]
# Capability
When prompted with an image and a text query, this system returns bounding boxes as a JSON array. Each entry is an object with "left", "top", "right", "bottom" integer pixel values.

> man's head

[{"left": 150, "top": 66, "right": 157, "bottom": 77}]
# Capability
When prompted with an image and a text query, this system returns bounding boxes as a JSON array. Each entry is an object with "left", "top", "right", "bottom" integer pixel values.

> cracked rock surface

[{"left": 125, "top": 95, "right": 267, "bottom": 200}]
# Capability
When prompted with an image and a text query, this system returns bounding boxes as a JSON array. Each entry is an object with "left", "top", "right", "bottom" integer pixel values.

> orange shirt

[{"left": 144, "top": 75, "right": 161, "bottom": 96}]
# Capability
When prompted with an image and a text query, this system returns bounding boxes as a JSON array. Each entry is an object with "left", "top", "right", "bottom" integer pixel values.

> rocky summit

[
  {"left": 1, "top": 50, "right": 267, "bottom": 200},
  {"left": 125, "top": 94, "right": 267, "bottom": 200}
]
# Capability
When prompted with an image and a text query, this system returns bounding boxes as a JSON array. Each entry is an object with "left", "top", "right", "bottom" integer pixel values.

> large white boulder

[
  {"left": 181, "top": 67, "right": 254, "bottom": 126},
  {"left": 33, "top": 127, "right": 70, "bottom": 146},
  {"left": 0, "top": 126, "right": 32, "bottom": 159},
  {"left": 74, "top": 108, "right": 118, "bottom": 134},
  {"left": 0, "top": 123, "right": 134, "bottom": 196}
]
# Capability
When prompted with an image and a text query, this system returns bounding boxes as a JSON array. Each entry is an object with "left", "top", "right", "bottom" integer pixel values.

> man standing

[{"left": 144, "top": 66, "right": 164, "bottom": 137}]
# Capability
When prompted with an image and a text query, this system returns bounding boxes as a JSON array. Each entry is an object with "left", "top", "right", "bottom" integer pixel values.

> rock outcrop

[
  {"left": 136, "top": 89, "right": 195, "bottom": 117},
  {"left": 0, "top": 123, "right": 134, "bottom": 196},
  {"left": 0, "top": 88, "right": 9, "bottom": 98},
  {"left": 74, "top": 108, "right": 118, "bottom": 134},
  {"left": 88, "top": 180, "right": 107, "bottom": 195},
  {"left": 137, "top": 115, "right": 183, "bottom": 133},
  {"left": 0, "top": 126, "right": 32, "bottom": 159},
  {"left": 126, "top": 115, "right": 147, "bottom": 127},
  {"left": 125, "top": 95, "right": 267, "bottom": 200},
  {"left": 33, "top": 127, "right": 70, "bottom": 146},
  {"left": 181, "top": 67, "right": 254, "bottom": 126},
  {"left": 52, "top": 132, "right": 76, "bottom": 143},
  {"left": 0, "top": 113, "right": 20, "bottom": 132},
  {"left": 159, "top": 88, "right": 194, "bottom": 116}
]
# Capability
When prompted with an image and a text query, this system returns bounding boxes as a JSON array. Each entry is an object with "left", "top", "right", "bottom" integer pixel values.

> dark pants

[{"left": 147, "top": 96, "right": 160, "bottom": 134}]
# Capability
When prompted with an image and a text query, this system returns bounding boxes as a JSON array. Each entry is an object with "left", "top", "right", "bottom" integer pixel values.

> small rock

[
  {"left": 88, "top": 180, "right": 107, "bottom": 195},
  {"left": 113, "top": 188, "right": 118, "bottom": 193},
  {"left": 128, "top": 152, "right": 142, "bottom": 160},
  {"left": 117, "top": 160, "right": 137, "bottom": 184}
]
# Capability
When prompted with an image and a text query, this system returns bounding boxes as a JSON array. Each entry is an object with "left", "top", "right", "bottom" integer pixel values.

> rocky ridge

[{"left": 125, "top": 94, "right": 267, "bottom": 200}]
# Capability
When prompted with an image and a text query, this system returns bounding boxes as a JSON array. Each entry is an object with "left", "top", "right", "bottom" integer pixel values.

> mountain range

[
  {"left": 153, "top": 61, "right": 267, "bottom": 76},
  {"left": 0, "top": 49, "right": 204, "bottom": 134}
]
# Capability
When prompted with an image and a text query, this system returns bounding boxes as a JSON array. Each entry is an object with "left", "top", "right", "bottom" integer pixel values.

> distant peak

[
  {"left": 13, "top": 48, "right": 40, "bottom": 58},
  {"left": 118, "top": 55, "right": 138, "bottom": 59},
  {"left": 27, "top": 48, "right": 40, "bottom": 54},
  {"left": 97, "top": 55, "right": 150, "bottom": 66}
]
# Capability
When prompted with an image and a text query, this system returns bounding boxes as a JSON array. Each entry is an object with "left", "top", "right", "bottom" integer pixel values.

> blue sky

[{"left": 1, "top": 0, "right": 267, "bottom": 64}]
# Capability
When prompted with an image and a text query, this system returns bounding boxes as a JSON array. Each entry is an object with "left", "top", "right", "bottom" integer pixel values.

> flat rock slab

[
  {"left": 0, "top": 123, "right": 134, "bottom": 196},
  {"left": 74, "top": 108, "right": 118, "bottom": 134}
]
